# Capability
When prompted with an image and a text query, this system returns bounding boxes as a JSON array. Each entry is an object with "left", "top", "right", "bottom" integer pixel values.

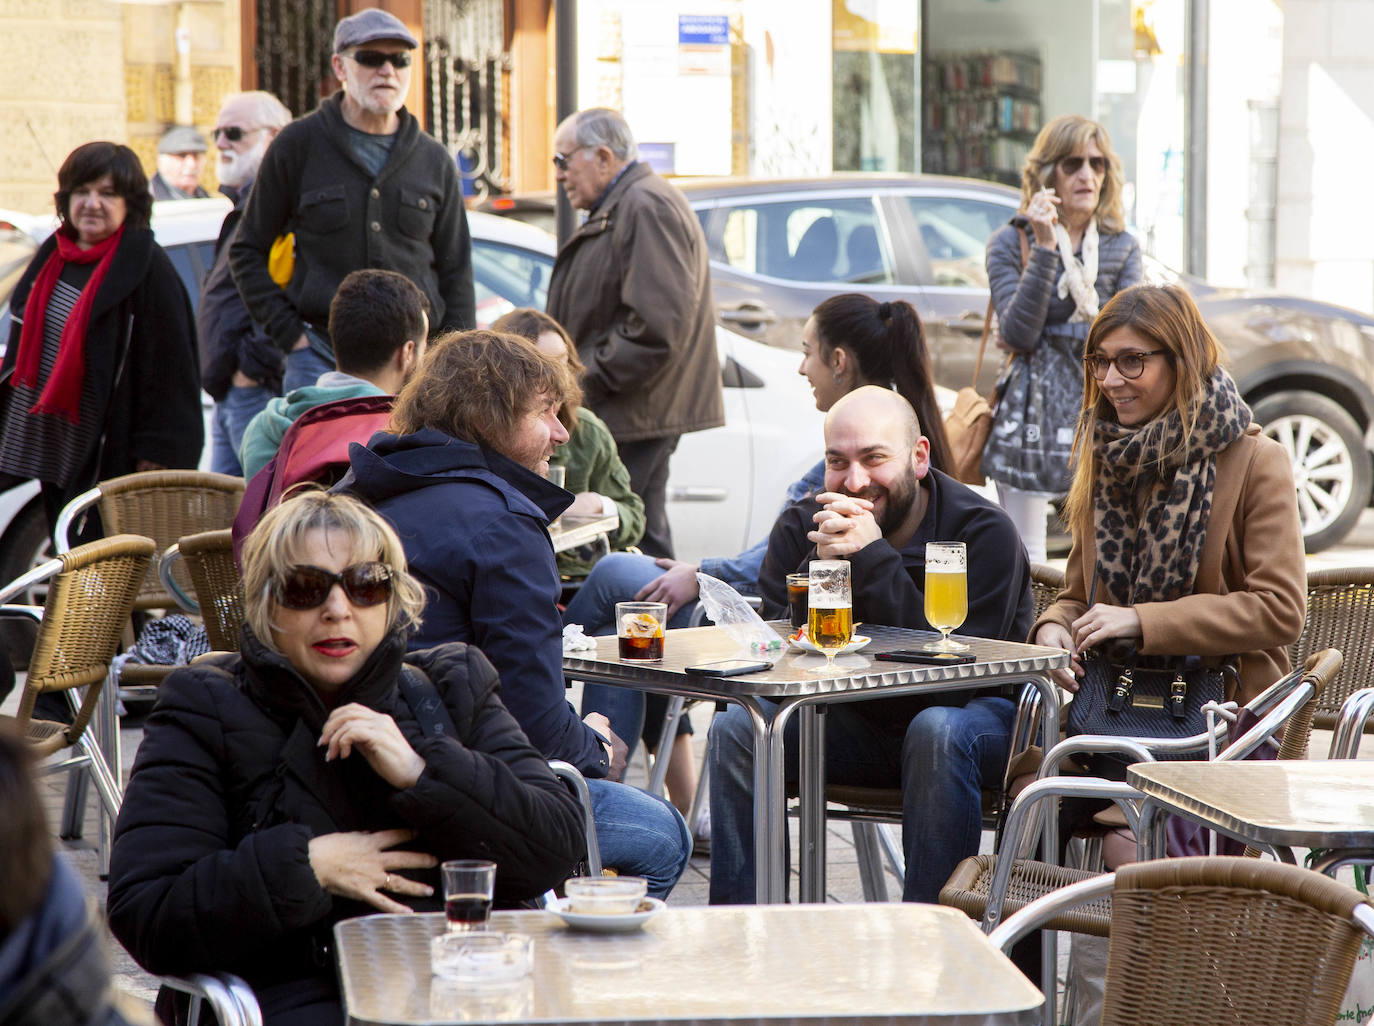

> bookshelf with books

[{"left": 922, "top": 50, "right": 1042, "bottom": 186}]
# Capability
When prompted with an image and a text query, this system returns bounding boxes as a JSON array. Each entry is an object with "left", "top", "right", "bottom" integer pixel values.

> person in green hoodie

[{"left": 238, "top": 268, "right": 428, "bottom": 479}]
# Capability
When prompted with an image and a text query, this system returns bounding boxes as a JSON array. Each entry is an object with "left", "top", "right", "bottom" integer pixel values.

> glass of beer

[
  {"left": 786, "top": 573, "right": 810, "bottom": 629},
  {"left": 924, "top": 541, "right": 969, "bottom": 651},
  {"left": 807, "top": 559, "right": 853, "bottom": 672},
  {"left": 616, "top": 601, "right": 666, "bottom": 662}
]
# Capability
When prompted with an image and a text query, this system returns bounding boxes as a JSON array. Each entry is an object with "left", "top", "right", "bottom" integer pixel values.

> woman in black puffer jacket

[{"left": 107, "top": 491, "right": 584, "bottom": 1026}]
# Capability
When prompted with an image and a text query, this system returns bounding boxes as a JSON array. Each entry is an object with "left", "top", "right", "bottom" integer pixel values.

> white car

[{"left": 0, "top": 202, "right": 824, "bottom": 582}]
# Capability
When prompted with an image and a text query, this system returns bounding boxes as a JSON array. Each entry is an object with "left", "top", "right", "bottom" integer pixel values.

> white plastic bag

[{"left": 695, "top": 573, "right": 785, "bottom": 664}]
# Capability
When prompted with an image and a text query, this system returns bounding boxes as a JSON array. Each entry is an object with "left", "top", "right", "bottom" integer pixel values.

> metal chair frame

[
  {"left": 1292, "top": 566, "right": 1374, "bottom": 732},
  {"left": 158, "top": 973, "right": 263, "bottom": 1026}
]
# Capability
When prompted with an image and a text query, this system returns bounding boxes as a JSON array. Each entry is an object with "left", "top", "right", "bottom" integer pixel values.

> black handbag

[{"left": 1065, "top": 577, "right": 1228, "bottom": 772}]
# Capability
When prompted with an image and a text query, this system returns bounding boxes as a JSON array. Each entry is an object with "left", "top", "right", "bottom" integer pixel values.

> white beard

[{"left": 218, "top": 139, "right": 269, "bottom": 189}]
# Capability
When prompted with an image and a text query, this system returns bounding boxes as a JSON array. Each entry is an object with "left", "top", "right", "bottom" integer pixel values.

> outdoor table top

[
  {"left": 549, "top": 512, "right": 618, "bottom": 554},
  {"left": 1127, "top": 759, "right": 1374, "bottom": 850},
  {"left": 335, "top": 904, "right": 1044, "bottom": 1026},
  {"left": 563, "top": 622, "right": 1069, "bottom": 702}
]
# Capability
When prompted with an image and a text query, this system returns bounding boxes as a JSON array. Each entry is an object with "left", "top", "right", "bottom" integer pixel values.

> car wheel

[
  {"left": 0, "top": 500, "right": 51, "bottom": 669},
  {"left": 1254, "top": 391, "right": 1372, "bottom": 553}
]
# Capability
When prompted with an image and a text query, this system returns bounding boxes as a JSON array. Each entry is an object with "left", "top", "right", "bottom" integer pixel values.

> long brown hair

[
  {"left": 1019, "top": 114, "right": 1126, "bottom": 234},
  {"left": 1064, "top": 284, "right": 1223, "bottom": 525},
  {"left": 810, "top": 293, "right": 953, "bottom": 474}
]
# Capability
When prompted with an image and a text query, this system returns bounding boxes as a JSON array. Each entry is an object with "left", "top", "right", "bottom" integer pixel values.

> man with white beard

[{"left": 198, "top": 90, "right": 293, "bottom": 475}]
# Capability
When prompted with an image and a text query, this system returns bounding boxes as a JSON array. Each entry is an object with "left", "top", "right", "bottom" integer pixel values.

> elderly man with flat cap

[
  {"left": 151, "top": 125, "right": 210, "bottom": 200},
  {"left": 230, "top": 6, "right": 474, "bottom": 393}
]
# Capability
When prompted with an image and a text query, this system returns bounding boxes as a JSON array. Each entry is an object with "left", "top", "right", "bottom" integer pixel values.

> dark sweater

[{"left": 757, "top": 468, "right": 1033, "bottom": 725}]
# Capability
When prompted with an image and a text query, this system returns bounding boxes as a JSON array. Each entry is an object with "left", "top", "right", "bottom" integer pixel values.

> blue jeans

[
  {"left": 282, "top": 337, "right": 335, "bottom": 393},
  {"left": 563, "top": 553, "right": 699, "bottom": 751},
  {"left": 586, "top": 777, "right": 691, "bottom": 899},
  {"left": 707, "top": 695, "right": 1015, "bottom": 904},
  {"left": 210, "top": 383, "right": 277, "bottom": 476}
]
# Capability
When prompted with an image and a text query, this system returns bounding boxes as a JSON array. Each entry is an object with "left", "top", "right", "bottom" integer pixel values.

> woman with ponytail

[{"left": 0, "top": 142, "right": 203, "bottom": 542}]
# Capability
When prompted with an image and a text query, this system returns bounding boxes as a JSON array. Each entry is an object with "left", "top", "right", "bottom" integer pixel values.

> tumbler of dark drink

[
  {"left": 441, "top": 859, "right": 496, "bottom": 932},
  {"left": 615, "top": 602, "right": 666, "bottom": 663},
  {"left": 786, "top": 573, "right": 809, "bottom": 629}
]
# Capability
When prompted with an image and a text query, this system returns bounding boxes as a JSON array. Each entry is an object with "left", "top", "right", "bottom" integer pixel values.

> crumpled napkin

[{"left": 562, "top": 623, "right": 598, "bottom": 655}]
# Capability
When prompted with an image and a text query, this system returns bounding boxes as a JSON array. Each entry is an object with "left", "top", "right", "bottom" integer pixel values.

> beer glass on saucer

[
  {"left": 923, "top": 542, "right": 968, "bottom": 651},
  {"left": 807, "top": 560, "right": 852, "bottom": 672}
]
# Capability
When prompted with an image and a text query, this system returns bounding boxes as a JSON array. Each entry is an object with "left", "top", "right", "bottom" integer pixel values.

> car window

[
  {"left": 715, "top": 197, "right": 892, "bottom": 285},
  {"left": 472, "top": 240, "right": 553, "bottom": 328},
  {"left": 902, "top": 195, "right": 1011, "bottom": 289}
]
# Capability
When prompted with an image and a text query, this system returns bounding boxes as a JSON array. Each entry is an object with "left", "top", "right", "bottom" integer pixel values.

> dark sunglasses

[
  {"left": 1059, "top": 155, "right": 1108, "bottom": 176},
  {"left": 551, "top": 146, "right": 590, "bottom": 171},
  {"left": 348, "top": 49, "right": 412, "bottom": 69},
  {"left": 1084, "top": 349, "right": 1169, "bottom": 381},
  {"left": 276, "top": 562, "right": 393, "bottom": 610},
  {"left": 212, "top": 126, "right": 260, "bottom": 143}
]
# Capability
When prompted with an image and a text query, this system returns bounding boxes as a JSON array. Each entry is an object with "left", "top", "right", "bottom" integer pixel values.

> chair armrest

[
  {"left": 1331, "top": 687, "right": 1374, "bottom": 759},
  {"left": 53, "top": 486, "right": 102, "bottom": 555},
  {"left": 158, "top": 972, "right": 261, "bottom": 1026},
  {"left": 988, "top": 872, "right": 1117, "bottom": 952},
  {"left": 0, "top": 558, "right": 62, "bottom": 605},
  {"left": 547, "top": 759, "right": 602, "bottom": 876},
  {"left": 158, "top": 543, "right": 200, "bottom": 614}
]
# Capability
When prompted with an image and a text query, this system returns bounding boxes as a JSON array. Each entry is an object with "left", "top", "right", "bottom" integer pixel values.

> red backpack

[{"left": 231, "top": 394, "right": 394, "bottom": 565}]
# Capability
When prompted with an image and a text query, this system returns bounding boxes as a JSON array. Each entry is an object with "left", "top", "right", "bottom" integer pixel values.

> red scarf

[{"left": 12, "top": 223, "right": 125, "bottom": 425}]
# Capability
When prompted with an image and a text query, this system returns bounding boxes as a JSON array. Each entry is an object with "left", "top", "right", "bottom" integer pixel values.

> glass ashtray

[
  {"left": 431, "top": 931, "right": 533, "bottom": 983},
  {"left": 563, "top": 875, "right": 648, "bottom": 915}
]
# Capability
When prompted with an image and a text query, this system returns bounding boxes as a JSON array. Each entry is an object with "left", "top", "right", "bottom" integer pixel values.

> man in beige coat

[{"left": 546, "top": 108, "right": 724, "bottom": 558}]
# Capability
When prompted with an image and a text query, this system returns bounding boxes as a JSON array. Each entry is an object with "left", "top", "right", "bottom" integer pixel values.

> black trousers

[{"left": 616, "top": 435, "right": 679, "bottom": 560}]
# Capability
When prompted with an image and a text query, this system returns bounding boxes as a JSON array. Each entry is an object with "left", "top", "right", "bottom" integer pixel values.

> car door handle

[
  {"left": 719, "top": 303, "right": 778, "bottom": 328},
  {"left": 942, "top": 311, "right": 988, "bottom": 334},
  {"left": 667, "top": 486, "right": 729, "bottom": 502}
]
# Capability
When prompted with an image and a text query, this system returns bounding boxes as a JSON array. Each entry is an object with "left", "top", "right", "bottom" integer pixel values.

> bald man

[{"left": 707, "top": 386, "right": 1033, "bottom": 904}]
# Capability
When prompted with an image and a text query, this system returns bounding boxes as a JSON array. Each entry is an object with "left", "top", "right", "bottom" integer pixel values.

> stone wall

[{"left": 0, "top": 0, "right": 240, "bottom": 214}]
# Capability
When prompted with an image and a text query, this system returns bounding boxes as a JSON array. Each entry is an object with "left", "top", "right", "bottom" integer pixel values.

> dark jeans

[{"left": 616, "top": 435, "right": 679, "bottom": 560}]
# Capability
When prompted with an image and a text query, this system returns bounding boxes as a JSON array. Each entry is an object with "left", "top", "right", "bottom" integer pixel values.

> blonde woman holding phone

[{"left": 982, "top": 114, "right": 1142, "bottom": 561}]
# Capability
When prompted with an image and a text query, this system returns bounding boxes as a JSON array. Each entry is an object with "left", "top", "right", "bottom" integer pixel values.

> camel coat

[{"left": 1033, "top": 424, "right": 1306, "bottom": 704}]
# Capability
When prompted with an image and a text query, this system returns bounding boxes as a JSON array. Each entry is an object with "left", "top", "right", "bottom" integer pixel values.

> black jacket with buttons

[
  {"left": 106, "top": 628, "right": 583, "bottom": 996},
  {"left": 229, "top": 92, "right": 475, "bottom": 353}
]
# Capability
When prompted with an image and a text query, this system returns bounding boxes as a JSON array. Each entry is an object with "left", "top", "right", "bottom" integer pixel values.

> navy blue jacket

[{"left": 345, "top": 429, "right": 611, "bottom": 777}]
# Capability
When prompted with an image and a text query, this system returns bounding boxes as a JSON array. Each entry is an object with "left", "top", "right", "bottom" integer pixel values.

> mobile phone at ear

[
  {"left": 684, "top": 659, "right": 773, "bottom": 677},
  {"left": 874, "top": 650, "right": 975, "bottom": 665}
]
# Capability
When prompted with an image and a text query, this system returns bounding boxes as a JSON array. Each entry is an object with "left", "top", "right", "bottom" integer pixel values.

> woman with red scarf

[{"left": 0, "top": 141, "right": 203, "bottom": 542}]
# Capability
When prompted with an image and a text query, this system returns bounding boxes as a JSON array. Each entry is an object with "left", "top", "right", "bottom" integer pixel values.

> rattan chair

[
  {"left": 989, "top": 856, "right": 1374, "bottom": 1026},
  {"left": 940, "top": 649, "right": 1341, "bottom": 1024},
  {"left": 1292, "top": 566, "right": 1374, "bottom": 732},
  {"left": 0, "top": 535, "right": 155, "bottom": 855},
  {"left": 55, "top": 470, "right": 245, "bottom": 695},
  {"left": 159, "top": 529, "right": 243, "bottom": 652},
  {"left": 829, "top": 561, "right": 1067, "bottom": 899}
]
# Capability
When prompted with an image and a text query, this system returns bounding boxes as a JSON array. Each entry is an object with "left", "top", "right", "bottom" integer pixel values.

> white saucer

[
  {"left": 549, "top": 896, "right": 665, "bottom": 933},
  {"left": 788, "top": 634, "right": 872, "bottom": 656}
]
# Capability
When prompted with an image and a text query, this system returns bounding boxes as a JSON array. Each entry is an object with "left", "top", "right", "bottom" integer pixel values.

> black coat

[
  {"left": 198, "top": 181, "right": 284, "bottom": 399},
  {"left": 106, "top": 628, "right": 584, "bottom": 997},
  {"left": 0, "top": 226, "right": 204, "bottom": 503}
]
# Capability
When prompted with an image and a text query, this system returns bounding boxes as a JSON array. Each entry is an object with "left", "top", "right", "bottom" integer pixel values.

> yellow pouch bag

[{"left": 268, "top": 232, "right": 294, "bottom": 287}]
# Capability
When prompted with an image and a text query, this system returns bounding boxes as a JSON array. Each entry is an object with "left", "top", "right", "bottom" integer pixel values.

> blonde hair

[
  {"left": 240, "top": 489, "right": 425, "bottom": 647},
  {"left": 1064, "top": 284, "right": 1224, "bottom": 525},
  {"left": 1020, "top": 114, "right": 1126, "bottom": 234}
]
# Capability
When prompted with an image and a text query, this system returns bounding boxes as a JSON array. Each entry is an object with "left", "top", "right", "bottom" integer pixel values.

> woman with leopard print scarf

[{"left": 1031, "top": 283, "right": 1306, "bottom": 708}]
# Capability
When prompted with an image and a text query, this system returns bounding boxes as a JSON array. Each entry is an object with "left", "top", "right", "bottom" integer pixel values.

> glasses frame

[
  {"left": 1084, "top": 349, "right": 1170, "bottom": 381},
  {"left": 1058, "top": 155, "right": 1108, "bottom": 177},
  {"left": 275, "top": 562, "right": 394, "bottom": 610},
  {"left": 348, "top": 49, "right": 413, "bottom": 69},
  {"left": 212, "top": 125, "right": 261, "bottom": 144},
  {"left": 552, "top": 145, "right": 592, "bottom": 171}
]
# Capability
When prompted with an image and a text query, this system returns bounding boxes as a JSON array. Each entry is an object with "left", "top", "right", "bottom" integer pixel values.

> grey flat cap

[
  {"left": 333, "top": 8, "right": 418, "bottom": 52},
  {"left": 158, "top": 125, "right": 208, "bottom": 154}
]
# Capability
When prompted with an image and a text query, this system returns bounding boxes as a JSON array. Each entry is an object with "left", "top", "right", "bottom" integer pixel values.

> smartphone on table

[
  {"left": 684, "top": 658, "right": 773, "bottom": 677},
  {"left": 874, "top": 650, "right": 975, "bottom": 666}
]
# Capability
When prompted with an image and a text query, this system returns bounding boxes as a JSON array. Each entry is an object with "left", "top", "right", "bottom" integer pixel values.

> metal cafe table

[
  {"left": 549, "top": 512, "right": 618, "bottom": 554},
  {"left": 335, "top": 904, "right": 1044, "bottom": 1026},
  {"left": 1129, "top": 760, "right": 1374, "bottom": 872},
  {"left": 564, "top": 623, "right": 1066, "bottom": 903}
]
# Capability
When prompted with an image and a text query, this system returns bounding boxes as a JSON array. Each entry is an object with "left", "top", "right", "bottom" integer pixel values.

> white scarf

[{"left": 1054, "top": 219, "right": 1099, "bottom": 322}]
